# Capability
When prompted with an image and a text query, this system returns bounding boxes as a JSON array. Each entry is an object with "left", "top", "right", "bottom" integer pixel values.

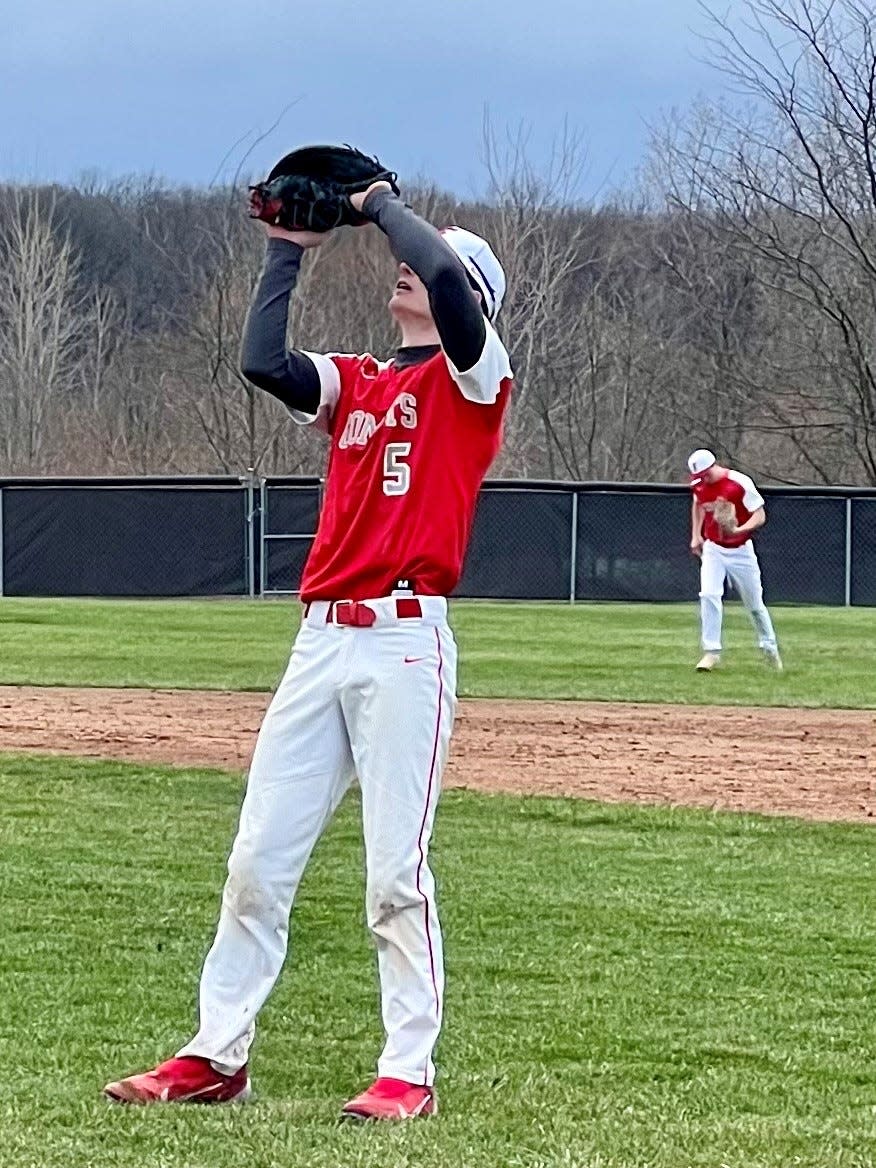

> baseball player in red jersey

[
  {"left": 104, "top": 181, "right": 512, "bottom": 1119},
  {"left": 688, "top": 448, "right": 782, "bottom": 672}
]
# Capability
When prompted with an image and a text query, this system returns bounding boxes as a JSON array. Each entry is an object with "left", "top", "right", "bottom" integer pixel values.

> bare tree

[
  {"left": 473, "top": 120, "right": 599, "bottom": 474},
  {"left": 653, "top": 0, "right": 876, "bottom": 483},
  {"left": 0, "top": 190, "right": 92, "bottom": 472}
]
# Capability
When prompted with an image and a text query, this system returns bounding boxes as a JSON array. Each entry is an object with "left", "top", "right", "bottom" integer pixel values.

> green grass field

[
  {"left": 0, "top": 597, "right": 872, "bottom": 706},
  {"left": 1, "top": 754, "right": 873, "bottom": 1168},
  {"left": 1, "top": 597, "right": 873, "bottom": 1166}
]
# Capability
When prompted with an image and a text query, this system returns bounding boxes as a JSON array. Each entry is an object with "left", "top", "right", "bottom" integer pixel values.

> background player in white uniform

[
  {"left": 688, "top": 448, "right": 782, "bottom": 672},
  {"left": 104, "top": 181, "right": 513, "bottom": 1119}
]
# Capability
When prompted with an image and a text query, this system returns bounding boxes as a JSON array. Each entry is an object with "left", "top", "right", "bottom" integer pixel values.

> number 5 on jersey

[{"left": 383, "top": 442, "right": 411, "bottom": 496}]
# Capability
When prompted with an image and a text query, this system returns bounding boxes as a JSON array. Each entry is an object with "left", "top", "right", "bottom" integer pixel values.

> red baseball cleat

[
  {"left": 341, "top": 1076, "right": 436, "bottom": 1121},
  {"left": 103, "top": 1055, "right": 251, "bottom": 1105}
]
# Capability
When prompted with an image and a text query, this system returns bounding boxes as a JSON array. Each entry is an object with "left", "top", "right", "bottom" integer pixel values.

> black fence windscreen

[
  {"left": 576, "top": 491, "right": 694, "bottom": 601},
  {"left": 262, "top": 485, "right": 321, "bottom": 536},
  {"left": 851, "top": 498, "right": 876, "bottom": 606},
  {"left": 755, "top": 495, "right": 847, "bottom": 605},
  {"left": 263, "top": 540, "right": 313, "bottom": 596},
  {"left": 2, "top": 478, "right": 874, "bottom": 604},
  {"left": 456, "top": 489, "right": 573, "bottom": 599},
  {"left": 2, "top": 486, "right": 247, "bottom": 597}
]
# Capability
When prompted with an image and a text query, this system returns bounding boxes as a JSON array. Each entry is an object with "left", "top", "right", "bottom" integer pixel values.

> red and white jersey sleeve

[
  {"left": 286, "top": 351, "right": 348, "bottom": 432},
  {"left": 444, "top": 323, "right": 512, "bottom": 405},
  {"left": 727, "top": 470, "right": 764, "bottom": 512}
]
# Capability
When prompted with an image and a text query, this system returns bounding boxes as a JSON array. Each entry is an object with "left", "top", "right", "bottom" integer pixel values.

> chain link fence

[{"left": 0, "top": 476, "right": 873, "bottom": 604}]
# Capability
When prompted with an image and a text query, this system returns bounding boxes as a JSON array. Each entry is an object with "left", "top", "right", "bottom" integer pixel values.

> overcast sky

[{"left": 1, "top": 0, "right": 736, "bottom": 199}]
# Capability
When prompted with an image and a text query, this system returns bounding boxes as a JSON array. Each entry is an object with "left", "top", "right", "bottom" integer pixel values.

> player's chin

[
  {"left": 388, "top": 295, "right": 429, "bottom": 322},
  {"left": 390, "top": 299, "right": 420, "bottom": 322}
]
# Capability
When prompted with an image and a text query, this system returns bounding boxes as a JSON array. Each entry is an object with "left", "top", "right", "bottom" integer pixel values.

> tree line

[{"left": 1, "top": 0, "right": 874, "bottom": 485}]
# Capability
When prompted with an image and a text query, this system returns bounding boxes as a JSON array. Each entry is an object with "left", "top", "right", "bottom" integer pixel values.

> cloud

[{"left": 0, "top": 0, "right": 727, "bottom": 195}]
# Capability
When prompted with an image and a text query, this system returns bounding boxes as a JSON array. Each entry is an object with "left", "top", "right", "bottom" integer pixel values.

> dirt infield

[{"left": 0, "top": 685, "right": 872, "bottom": 822}]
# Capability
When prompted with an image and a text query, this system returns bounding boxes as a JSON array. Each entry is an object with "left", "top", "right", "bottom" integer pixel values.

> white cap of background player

[
  {"left": 687, "top": 448, "right": 716, "bottom": 483},
  {"left": 440, "top": 226, "right": 506, "bottom": 321}
]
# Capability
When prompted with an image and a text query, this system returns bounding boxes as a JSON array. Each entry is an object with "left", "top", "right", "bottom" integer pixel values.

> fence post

[
  {"left": 0, "top": 486, "right": 4, "bottom": 597},
  {"left": 259, "top": 479, "right": 268, "bottom": 598},
  {"left": 569, "top": 490, "right": 578, "bottom": 603},
  {"left": 244, "top": 470, "right": 257, "bottom": 599},
  {"left": 845, "top": 495, "right": 852, "bottom": 607}
]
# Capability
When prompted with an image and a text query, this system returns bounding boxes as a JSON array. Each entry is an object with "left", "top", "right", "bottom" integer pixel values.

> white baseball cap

[
  {"left": 687, "top": 448, "right": 717, "bottom": 483},
  {"left": 440, "top": 226, "right": 506, "bottom": 321}
]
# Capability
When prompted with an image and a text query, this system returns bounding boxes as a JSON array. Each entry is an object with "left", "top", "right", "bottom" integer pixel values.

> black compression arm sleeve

[
  {"left": 362, "top": 190, "right": 487, "bottom": 372},
  {"left": 240, "top": 238, "right": 321, "bottom": 414}
]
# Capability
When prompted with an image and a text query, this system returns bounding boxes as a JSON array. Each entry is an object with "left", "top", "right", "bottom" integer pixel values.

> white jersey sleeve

[
  {"left": 445, "top": 323, "right": 513, "bottom": 405},
  {"left": 728, "top": 470, "right": 765, "bottom": 511},
  {"left": 288, "top": 351, "right": 342, "bottom": 430}
]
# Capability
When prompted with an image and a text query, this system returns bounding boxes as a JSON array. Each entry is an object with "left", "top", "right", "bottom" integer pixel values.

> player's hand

[
  {"left": 264, "top": 224, "right": 326, "bottom": 248},
  {"left": 349, "top": 180, "right": 394, "bottom": 215},
  {"left": 690, "top": 537, "right": 704, "bottom": 557}
]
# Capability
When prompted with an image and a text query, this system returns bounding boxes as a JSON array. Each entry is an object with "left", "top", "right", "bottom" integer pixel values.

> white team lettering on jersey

[
  {"left": 385, "top": 392, "right": 417, "bottom": 429},
  {"left": 338, "top": 393, "right": 419, "bottom": 449},
  {"left": 338, "top": 410, "right": 378, "bottom": 449}
]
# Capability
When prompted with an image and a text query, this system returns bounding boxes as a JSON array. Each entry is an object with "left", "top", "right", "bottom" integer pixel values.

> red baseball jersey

[
  {"left": 295, "top": 328, "right": 513, "bottom": 600},
  {"left": 692, "top": 469, "right": 765, "bottom": 548}
]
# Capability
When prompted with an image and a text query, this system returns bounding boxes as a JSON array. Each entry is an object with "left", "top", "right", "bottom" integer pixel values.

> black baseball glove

[{"left": 248, "top": 144, "right": 399, "bottom": 233}]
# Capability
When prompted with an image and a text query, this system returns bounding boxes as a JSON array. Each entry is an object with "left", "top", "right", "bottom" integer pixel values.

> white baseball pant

[
  {"left": 699, "top": 540, "right": 778, "bottom": 653},
  {"left": 178, "top": 595, "right": 457, "bottom": 1086}
]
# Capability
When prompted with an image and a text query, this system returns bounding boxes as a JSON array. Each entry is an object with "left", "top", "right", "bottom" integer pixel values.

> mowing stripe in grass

[{"left": 0, "top": 597, "right": 872, "bottom": 707}]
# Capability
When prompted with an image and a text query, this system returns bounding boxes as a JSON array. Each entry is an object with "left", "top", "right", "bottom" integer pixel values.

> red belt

[{"left": 304, "top": 598, "right": 423, "bottom": 627}]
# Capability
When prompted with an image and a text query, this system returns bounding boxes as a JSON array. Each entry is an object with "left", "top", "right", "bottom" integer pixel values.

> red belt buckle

[{"left": 334, "top": 601, "right": 376, "bottom": 627}]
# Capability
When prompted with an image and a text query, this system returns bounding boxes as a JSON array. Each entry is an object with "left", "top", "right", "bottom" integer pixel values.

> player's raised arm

[
  {"left": 239, "top": 226, "right": 324, "bottom": 415},
  {"left": 356, "top": 186, "right": 488, "bottom": 372}
]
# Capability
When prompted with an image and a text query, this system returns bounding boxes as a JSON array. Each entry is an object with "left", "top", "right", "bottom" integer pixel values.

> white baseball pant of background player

[
  {"left": 699, "top": 540, "right": 778, "bottom": 654},
  {"left": 178, "top": 594, "right": 456, "bottom": 1086}
]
